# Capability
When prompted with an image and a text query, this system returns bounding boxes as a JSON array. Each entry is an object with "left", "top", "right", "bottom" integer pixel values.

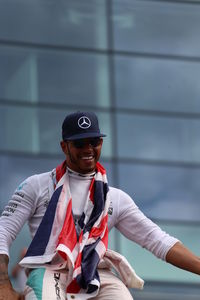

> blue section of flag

[
  {"left": 25, "top": 186, "right": 63, "bottom": 257},
  {"left": 84, "top": 181, "right": 108, "bottom": 233},
  {"left": 77, "top": 239, "right": 100, "bottom": 290}
]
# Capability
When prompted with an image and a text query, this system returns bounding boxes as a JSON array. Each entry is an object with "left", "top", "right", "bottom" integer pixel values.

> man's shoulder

[
  {"left": 19, "top": 169, "right": 55, "bottom": 188},
  {"left": 34, "top": 170, "right": 54, "bottom": 179},
  {"left": 109, "top": 186, "right": 131, "bottom": 199},
  {"left": 109, "top": 186, "right": 122, "bottom": 193},
  {"left": 28, "top": 170, "right": 53, "bottom": 180}
]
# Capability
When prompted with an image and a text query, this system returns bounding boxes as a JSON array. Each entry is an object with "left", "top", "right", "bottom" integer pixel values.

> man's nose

[{"left": 82, "top": 142, "right": 93, "bottom": 149}]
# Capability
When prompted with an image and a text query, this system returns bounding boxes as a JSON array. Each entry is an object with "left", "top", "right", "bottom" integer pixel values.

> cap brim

[{"left": 64, "top": 132, "right": 106, "bottom": 141}]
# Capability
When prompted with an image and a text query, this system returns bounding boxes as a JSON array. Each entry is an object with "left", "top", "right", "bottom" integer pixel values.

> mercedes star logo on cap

[{"left": 78, "top": 116, "right": 91, "bottom": 129}]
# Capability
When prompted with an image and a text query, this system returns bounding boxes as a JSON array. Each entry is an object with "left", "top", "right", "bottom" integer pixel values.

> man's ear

[{"left": 60, "top": 141, "right": 68, "bottom": 155}]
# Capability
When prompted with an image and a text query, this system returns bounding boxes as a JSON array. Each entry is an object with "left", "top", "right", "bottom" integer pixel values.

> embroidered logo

[
  {"left": 17, "top": 181, "right": 27, "bottom": 191},
  {"left": 78, "top": 116, "right": 91, "bottom": 129},
  {"left": 108, "top": 203, "right": 113, "bottom": 215}
]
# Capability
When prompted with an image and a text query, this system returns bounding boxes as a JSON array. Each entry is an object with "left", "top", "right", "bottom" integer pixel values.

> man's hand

[
  {"left": 0, "top": 254, "right": 24, "bottom": 300},
  {"left": 0, "top": 279, "right": 24, "bottom": 300}
]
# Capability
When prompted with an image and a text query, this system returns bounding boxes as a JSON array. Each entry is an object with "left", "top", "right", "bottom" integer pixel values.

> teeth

[{"left": 82, "top": 156, "right": 93, "bottom": 160}]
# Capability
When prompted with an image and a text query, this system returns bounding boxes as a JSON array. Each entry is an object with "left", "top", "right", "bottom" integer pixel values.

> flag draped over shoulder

[{"left": 20, "top": 161, "right": 110, "bottom": 299}]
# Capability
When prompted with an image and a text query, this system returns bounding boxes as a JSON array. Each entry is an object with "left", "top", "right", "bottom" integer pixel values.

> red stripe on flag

[
  {"left": 96, "top": 162, "right": 106, "bottom": 175},
  {"left": 56, "top": 161, "right": 66, "bottom": 183},
  {"left": 74, "top": 252, "right": 82, "bottom": 270},
  {"left": 57, "top": 199, "right": 77, "bottom": 255},
  {"left": 89, "top": 177, "right": 95, "bottom": 204},
  {"left": 67, "top": 278, "right": 81, "bottom": 293},
  {"left": 100, "top": 225, "right": 108, "bottom": 249},
  {"left": 88, "top": 215, "right": 108, "bottom": 239}
]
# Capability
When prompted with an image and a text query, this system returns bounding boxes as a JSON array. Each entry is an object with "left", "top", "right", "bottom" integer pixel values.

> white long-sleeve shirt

[{"left": 0, "top": 168, "right": 178, "bottom": 261}]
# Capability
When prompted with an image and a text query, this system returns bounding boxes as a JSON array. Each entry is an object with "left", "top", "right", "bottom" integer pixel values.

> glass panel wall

[
  {"left": 0, "top": 0, "right": 107, "bottom": 49},
  {"left": 116, "top": 113, "right": 200, "bottom": 163},
  {"left": 113, "top": 0, "right": 200, "bottom": 56},
  {"left": 0, "top": 47, "right": 110, "bottom": 107},
  {"left": 115, "top": 56, "right": 200, "bottom": 113}
]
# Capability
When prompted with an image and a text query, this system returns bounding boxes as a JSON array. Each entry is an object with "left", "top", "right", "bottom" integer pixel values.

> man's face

[{"left": 60, "top": 137, "right": 103, "bottom": 174}]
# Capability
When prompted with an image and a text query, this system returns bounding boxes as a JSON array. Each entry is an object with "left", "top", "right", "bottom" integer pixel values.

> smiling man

[{"left": 1, "top": 111, "right": 200, "bottom": 300}]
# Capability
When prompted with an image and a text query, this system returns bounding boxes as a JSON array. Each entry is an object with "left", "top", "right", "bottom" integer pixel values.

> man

[{"left": 0, "top": 111, "right": 200, "bottom": 300}]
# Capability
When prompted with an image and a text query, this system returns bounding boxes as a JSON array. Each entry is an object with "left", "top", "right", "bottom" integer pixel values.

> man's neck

[{"left": 67, "top": 166, "right": 95, "bottom": 178}]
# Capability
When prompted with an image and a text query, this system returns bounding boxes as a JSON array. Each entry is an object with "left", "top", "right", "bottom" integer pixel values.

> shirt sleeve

[
  {"left": 110, "top": 187, "right": 179, "bottom": 261},
  {"left": 0, "top": 175, "right": 39, "bottom": 257}
]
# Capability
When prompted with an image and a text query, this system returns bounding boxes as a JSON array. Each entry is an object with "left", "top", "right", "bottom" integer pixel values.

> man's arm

[
  {"left": 0, "top": 254, "right": 24, "bottom": 300},
  {"left": 166, "top": 242, "right": 200, "bottom": 275}
]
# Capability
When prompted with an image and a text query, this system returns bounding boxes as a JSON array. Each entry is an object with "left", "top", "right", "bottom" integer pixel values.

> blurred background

[{"left": 0, "top": 0, "right": 200, "bottom": 299}]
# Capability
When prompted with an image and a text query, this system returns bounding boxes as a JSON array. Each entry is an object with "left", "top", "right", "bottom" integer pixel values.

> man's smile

[{"left": 81, "top": 156, "right": 94, "bottom": 160}]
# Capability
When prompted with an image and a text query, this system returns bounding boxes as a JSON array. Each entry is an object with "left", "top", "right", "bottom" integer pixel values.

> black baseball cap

[{"left": 62, "top": 111, "right": 106, "bottom": 141}]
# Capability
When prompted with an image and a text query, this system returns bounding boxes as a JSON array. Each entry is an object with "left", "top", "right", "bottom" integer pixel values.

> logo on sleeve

[
  {"left": 108, "top": 202, "right": 113, "bottom": 215},
  {"left": 17, "top": 181, "right": 27, "bottom": 191}
]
